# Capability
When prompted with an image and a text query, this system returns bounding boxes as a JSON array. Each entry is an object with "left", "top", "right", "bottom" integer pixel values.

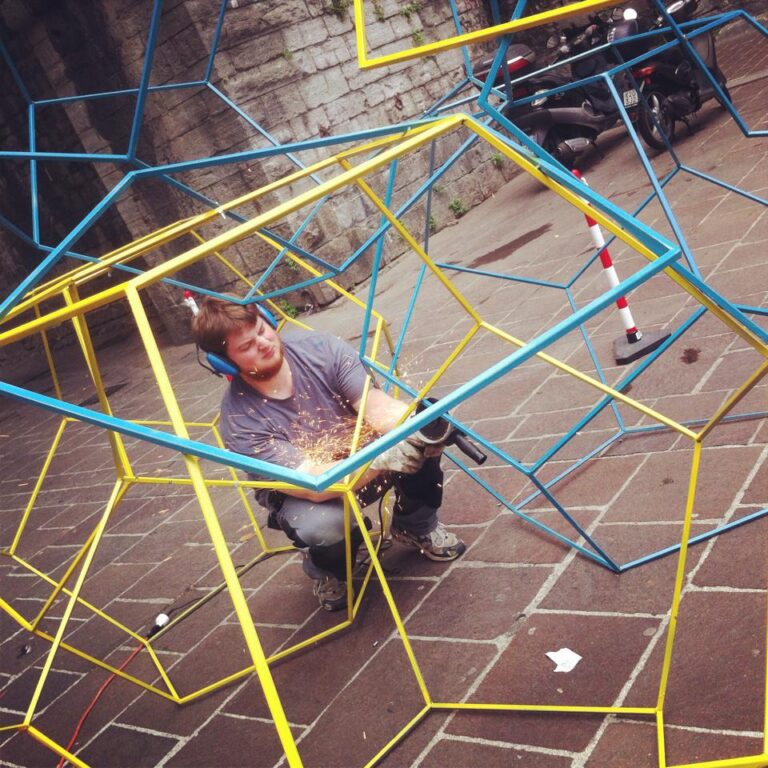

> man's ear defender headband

[{"left": 201, "top": 305, "right": 279, "bottom": 377}]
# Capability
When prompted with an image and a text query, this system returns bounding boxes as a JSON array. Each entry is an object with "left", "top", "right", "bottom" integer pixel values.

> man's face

[{"left": 224, "top": 315, "right": 284, "bottom": 382}]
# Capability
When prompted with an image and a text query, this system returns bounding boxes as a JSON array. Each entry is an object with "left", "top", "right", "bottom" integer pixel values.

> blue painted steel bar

[
  {"left": 602, "top": 74, "right": 703, "bottom": 280},
  {"left": 528, "top": 306, "right": 706, "bottom": 474},
  {"left": 565, "top": 286, "right": 625, "bottom": 432},
  {"left": 0, "top": 39, "right": 31, "bottom": 103},
  {"left": 136, "top": 110, "right": 439, "bottom": 177},
  {"left": 448, "top": 0, "right": 474, "bottom": 80},
  {"left": 335, "top": 250, "right": 680, "bottom": 490},
  {"left": 0, "top": 151, "right": 127, "bottom": 163},
  {"left": 623, "top": 409, "right": 767, "bottom": 436},
  {"left": 443, "top": 452, "right": 615, "bottom": 569},
  {"left": 666, "top": 258, "right": 768, "bottom": 343},
  {"left": 28, "top": 105, "right": 40, "bottom": 244},
  {"left": 437, "top": 261, "right": 567, "bottom": 289},
  {"left": 204, "top": 84, "right": 325, "bottom": 186},
  {"left": 365, "top": 358, "right": 531, "bottom": 474},
  {"left": 0, "top": 173, "right": 136, "bottom": 321},
  {"left": 204, "top": 0, "right": 229, "bottom": 83},
  {"left": 0, "top": 382, "right": 323, "bottom": 489},
  {"left": 35, "top": 80, "right": 204, "bottom": 107},
  {"left": 127, "top": 0, "right": 164, "bottom": 160},
  {"left": 519, "top": 432, "right": 622, "bottom": 508},
  {"left": 0, "top": 212, "right": 39, "bottom": 247},
  {"left": 250, "top": 200, "right": 332, "bottom": 295},
  {"left": 388, "top": 263, "right": 428, "bottom": 392},
  {"left": 452, "top": 463, "right": 615, "bottom": 569},
  {"left": 531, "top": 473, "right": 621, "bottom": 571},
  {"left": 619, "top": 508, "right": 768, "bottom": 571},
  {"left": 358, "top": 157, "right": 400, "bottom": 360},
  {"left": 681, "top": 166, "right": 768, "bottom": 206}
]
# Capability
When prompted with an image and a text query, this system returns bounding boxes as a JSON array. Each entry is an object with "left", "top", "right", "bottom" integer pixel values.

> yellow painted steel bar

[
  {"left": 348, "top": 493, "right": 432, "bottom": 707},
  {"left": 8, "top": 418, "right": 68, "bottom": 554},
  {"left": 129, "top": 474, "right": 351, "bottom": 493},
  {"left": 764, "top": 587, "right": 768, "bottom": 754},
  {"left": 210, "top": 422, "right": 270, "bottom": 549},
  {"left": 35, "top": 303, "right": 62, "bottom": 399},
  {"left": 656, "top": 441, "right": 702, "bottom": 712},
  {"left": 64, "top": 285, "right": 133, "bottom": 479},
  {"left": 0, "top": 723, "right": 21, "bottom": 732},
  {"left": 23, "top": 479, "right": 123, "bottom": 724},
  {"left": 432, "top": 702, "right": 657, "bottom": 714},
  {"left": 255, "top": 229, "right": 389, "bottom": 324},
  {"left": 363, "top": 703, "right": 432, "bottom": 768},
  {"left": 125, "top": 285, "right": 302, "bottom": 767},
  {"left": 27, "top": 725, "right": 89, "bottom": 768},
  {"left": 190, "top": 229, "right": 256, "bottom": 288},
  {"left": 353, "top": 0, "right": 622, "bottom": 69},
  {"left": 338, "top": 158, "right": 483, "bottom": 325},
  {"left": 696, "top": 358, "right": 768, "bottom": 441},
  {"left": 2, "top": 215, "right": 201, "bottom": 325},
  {"left": 483, "top": 321, "right": 698, "bottom": 439},
  {"left": 30, "top": 524, "right": 101, "bottom": 632},
  {"left": 13, "top": 552, "right": 159, "bottom": 645},
  {"left": 667, "top": 755, "right": 768, "bottom": 768},
  {"left": 5, "top": 585, "right": 217, "bottom": 703},
  {"left": 131, "top": 118, "right": 462, "bottom": 292},
  {"left": 657, "top": 709, "right": 667, "bottom": 768}
]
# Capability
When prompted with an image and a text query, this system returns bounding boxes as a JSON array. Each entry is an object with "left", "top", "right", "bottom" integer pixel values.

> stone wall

[{"left": 0, "top": 0, "right": 523, "bottom": 379}]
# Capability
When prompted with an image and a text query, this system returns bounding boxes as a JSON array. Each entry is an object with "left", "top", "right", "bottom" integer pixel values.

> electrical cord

[{"left": 56, "top": 614, "right": 169, "bottom": 767}]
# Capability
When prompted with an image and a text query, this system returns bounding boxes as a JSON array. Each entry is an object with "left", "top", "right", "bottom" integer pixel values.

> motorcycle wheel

[{"left": 638, "top": 90, "right": 675, "bottom": 151}]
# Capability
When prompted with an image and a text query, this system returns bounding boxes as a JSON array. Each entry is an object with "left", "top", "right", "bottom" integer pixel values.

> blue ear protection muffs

[{"left": 198, "top": 304, "right": 279, "bottom": 378}]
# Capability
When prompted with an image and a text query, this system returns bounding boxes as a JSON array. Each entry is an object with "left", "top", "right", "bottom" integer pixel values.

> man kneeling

[{"left": 192, "top": 298, "right": 465, "bottom": 611}]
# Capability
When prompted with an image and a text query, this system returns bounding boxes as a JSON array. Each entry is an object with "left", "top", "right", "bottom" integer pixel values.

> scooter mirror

[
  {"left": 623, "top": 7, "right": 638, "bottom": 20},
  {"left": 546, "top": 34, "right": 559, "bottom": 49}
]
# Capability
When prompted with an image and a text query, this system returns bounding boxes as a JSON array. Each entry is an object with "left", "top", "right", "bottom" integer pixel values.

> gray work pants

[{"left": 273, "top": 457, "right": 443, "bottom": 581}]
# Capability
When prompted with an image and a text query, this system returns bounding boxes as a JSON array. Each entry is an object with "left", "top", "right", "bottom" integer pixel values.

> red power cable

[{"left": 57, "top": 644, "right": 145, "bottom": 767}]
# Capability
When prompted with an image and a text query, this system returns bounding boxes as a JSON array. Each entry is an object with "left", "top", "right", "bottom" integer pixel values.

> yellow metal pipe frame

[
  {"left": 352, "top": 0, "right": 624, "bottom": 69},
  {"left": 2, "top": 114, "right": 766, "bottom": 768}
]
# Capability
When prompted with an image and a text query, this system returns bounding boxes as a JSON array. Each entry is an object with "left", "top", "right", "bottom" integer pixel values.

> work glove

[{"left": 370, "top": 438, "right": 426, "bottom": 474}]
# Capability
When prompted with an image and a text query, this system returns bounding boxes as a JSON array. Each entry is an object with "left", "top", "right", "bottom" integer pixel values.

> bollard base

[{"left": 614, "top": 329, "right": 671, "bottom": 365}]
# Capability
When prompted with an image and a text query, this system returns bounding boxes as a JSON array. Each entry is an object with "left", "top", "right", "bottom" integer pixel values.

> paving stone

[
  {"left": 76, "top": 722, "right": 178, "bottom": 767},
  {"left": 404, "top": 565, "right": 553, "bottom": 641},
  {"left": 692, "top": 514, "right": 768, "bottom": 589},
  {"left": 447, "top": 612, "right": 657, "bottom": 751},
  {"left": 541, "top": 522, "right": 709, "bottom": 614},
  {"left": 604, "top": 444, "right": 762, "bottom": 523},
  {"left": 0, "top": 664, "right": 80, "bottom": 715},
  {"left": 421, "top": 737, "right": 572, "bottom": 767},
  {"left": 624, "top": 591, "right": 765, "bottom": 733},
  {"left": 118, "top": 624, "right": 292, "bottom": 737},
  {"left": 541, "top": 454, "right": 639, "bottom": 508},
  {"left": 584, "top": 717, "right": 765, "bottom": 767},
  {"left": 468, "top": 509, "right": 600, "bottom": 565},
  {"left": 165, "top": 713, "right": 292, "bottom": 767},
  {"left": 224, "top": 578, "right": 427, "bottom": 725}
]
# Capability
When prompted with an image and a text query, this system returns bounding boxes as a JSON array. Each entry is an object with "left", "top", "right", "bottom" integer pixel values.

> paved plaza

[{"left": 1, "top": 17, "right": 767, "bottom": 768}]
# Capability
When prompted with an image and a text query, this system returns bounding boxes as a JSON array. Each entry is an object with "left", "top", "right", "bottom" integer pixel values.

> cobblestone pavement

[{"left": 1, "top": 15, "right": 767, "bottom": 768}]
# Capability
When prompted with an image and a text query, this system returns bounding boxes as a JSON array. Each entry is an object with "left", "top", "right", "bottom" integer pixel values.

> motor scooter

[
  {"left": 631, "top": 0, "right": 730, "bottom": 150},
  {"left": 505, "top": 10, "right": 641, "bottom": 166}
]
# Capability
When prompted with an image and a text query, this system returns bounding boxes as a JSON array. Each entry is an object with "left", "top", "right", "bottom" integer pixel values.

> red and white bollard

[
  {"left": 572, "top": 170, "right": 669, "bottom": 365},
  {"left": 183, "top": 290, "right": 199, "bottom": 316}
]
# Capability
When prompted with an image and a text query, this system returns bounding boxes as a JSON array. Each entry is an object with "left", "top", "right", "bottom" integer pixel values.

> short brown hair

[{"left": 191, "top": 297, "right": 262, "bottom": 353}]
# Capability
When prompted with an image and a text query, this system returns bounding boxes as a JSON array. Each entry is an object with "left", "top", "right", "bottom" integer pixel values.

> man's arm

[
  {"left": 357, "top": 387, "right": 410, "bottom": 434},
  {"left": 285, "top": 390, "right": 416, "bottom": 503}
]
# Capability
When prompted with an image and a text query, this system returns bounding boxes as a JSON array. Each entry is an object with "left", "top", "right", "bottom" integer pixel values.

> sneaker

[
  {"left": 391, "top": 522, "right": 466, "bottom": 562},
  {"left": 312, "top": 575, "right": 348, "bottom": 612}
]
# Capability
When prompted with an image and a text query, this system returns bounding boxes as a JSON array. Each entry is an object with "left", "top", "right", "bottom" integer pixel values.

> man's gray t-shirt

[{"left": 219, "top": 328, "right": 371, "bottom": 509}]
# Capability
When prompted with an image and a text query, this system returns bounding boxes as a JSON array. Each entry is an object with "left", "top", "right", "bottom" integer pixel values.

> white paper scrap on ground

[{"left": 546, "top": 648, "right": 582, "bottom": 672}]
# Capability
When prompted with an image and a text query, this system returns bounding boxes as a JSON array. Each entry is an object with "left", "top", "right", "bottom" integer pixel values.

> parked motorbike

[
  {"left": 502, "top": 9, "right": 641, "bottom": 166},
  {"left": 631, "top": 0, "right": 730, "bottom": 150}
]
